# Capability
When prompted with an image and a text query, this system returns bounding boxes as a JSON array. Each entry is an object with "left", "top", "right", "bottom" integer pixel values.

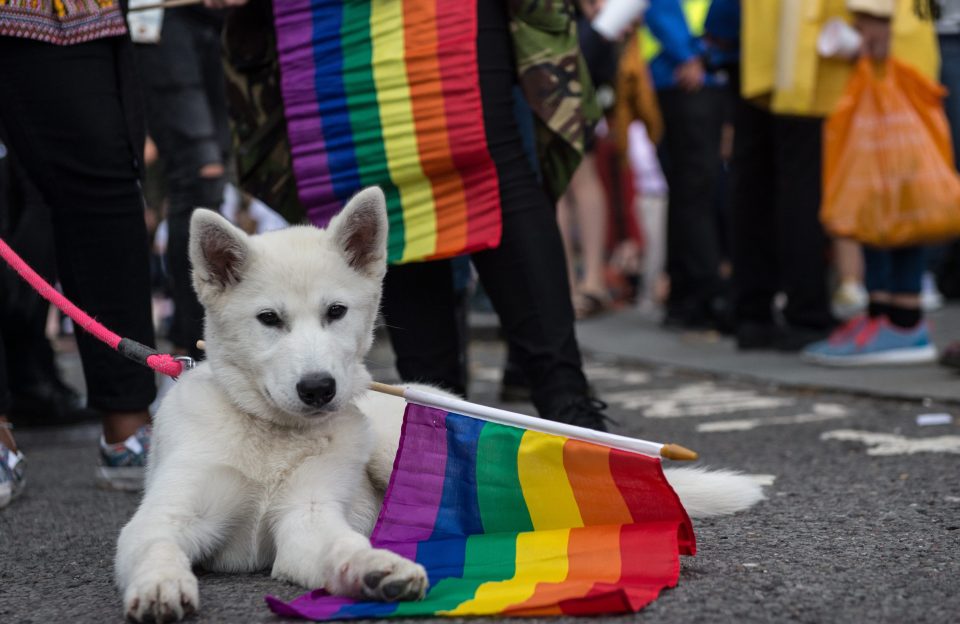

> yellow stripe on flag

[
  {"left": 370, "top": 0, "right": 437, "bottom": 260},
  {"left": 443, "top": 529, "right": 571, "bottom": 616},
  {"left": 518, "top": 432, "right": 584, "bottom": 530}
]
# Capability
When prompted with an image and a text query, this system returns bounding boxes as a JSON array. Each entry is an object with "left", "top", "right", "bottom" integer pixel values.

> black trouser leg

[
  {"left": 382, "top": 261, "right": 467, "bottom": 397},
  {"left": 0, "top": 36, "right": 156, "bottom": 412},
  {"left": 774, "top": 115, "right": 833, "bottom": 330},
  {"left": 731, "top": 98, "right": 779, "bottom": 325},
  {"left": 657, "top": 87, "right": 725, "bottom": 320}
]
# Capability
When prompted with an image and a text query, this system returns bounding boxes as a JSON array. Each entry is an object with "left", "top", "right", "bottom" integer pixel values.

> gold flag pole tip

[{"left": 660, "top": 444, "right": 699, "bottom": 462}]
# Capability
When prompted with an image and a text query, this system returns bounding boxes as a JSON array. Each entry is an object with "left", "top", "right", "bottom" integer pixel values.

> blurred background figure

[
  {"left": 644, "top": 0, "right": 731, "bottom": 331},
  {"left": 133, "top": 3, "right": 234, "bottom": 362}
]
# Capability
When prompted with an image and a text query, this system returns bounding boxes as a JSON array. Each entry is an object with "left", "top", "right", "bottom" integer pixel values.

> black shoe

[
  {"left": 736, "top": 321, "right": 779, "bottom": 350},
  {"left": 545, "top": 396, "right": 615, "bottom": 432},
  {"left": 9, "top": 378, "right": 99, "bottom": 428},
  {"left": 776, "top": 325, "right": 832, "bottom": 353},
  {"left": 499, "top": 363, "right": 531, "bottom": 403}
]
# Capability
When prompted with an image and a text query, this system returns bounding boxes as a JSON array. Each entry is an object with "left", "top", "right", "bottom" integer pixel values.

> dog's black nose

[{"left": 296, "top": 374, "right": 337, "bottom": 407}]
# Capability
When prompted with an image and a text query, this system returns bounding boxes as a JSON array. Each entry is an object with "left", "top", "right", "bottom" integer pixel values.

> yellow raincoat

[{"left": 741, "top": 0, "right": 939, "bottom": 117}]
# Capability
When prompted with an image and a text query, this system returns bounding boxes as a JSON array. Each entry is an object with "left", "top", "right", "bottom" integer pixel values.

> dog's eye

[
  {"left": 326, "top": 304, "right": 348, "bottom": 321},
  {"left": 257, "top": 310, "right": 283, "bottom": 327}
]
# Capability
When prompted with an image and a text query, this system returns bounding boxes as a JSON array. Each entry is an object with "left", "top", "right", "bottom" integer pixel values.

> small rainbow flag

[
  {"left": 266, "top": 403, "right": 696, "bottom": 620},
  {"left": 272, "top": 0, "right": 502, "bottom": 263}
]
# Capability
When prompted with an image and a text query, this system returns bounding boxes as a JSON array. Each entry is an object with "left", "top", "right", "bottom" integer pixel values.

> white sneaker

[
  {"left": 921, "top": 272, "right": 944, "bottom": 312},
  {"left": 96, "top": 425, "right": 150, "bottom": 492},
  {"left": 831, "top": 281, "right": 868, "bottom": 320}
]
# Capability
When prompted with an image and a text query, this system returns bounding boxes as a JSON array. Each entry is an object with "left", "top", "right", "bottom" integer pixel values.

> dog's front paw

[
  {"left": 337, "top": 548, "right": 428, "bottom": 601},
  {"left": 123, "top": 564, "right": 199, "bottom": 622}
]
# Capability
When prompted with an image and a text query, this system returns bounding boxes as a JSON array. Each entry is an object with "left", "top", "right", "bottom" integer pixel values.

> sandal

[{"left": 574, "top": 291, "right": 613, "bottom": 320}]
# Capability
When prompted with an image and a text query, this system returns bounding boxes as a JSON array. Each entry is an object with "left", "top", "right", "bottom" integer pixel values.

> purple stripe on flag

[
  {"left": 369, "top": 404, "right": 450, "bottom": 560},
  {"left": 272, "top": 0, "right": 337, "bottom": 220},
  {"left": 265, "top": 405, "right": 449, "bottom": 620}
]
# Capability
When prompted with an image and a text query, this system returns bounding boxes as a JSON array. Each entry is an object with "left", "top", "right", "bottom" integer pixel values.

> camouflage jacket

[
  {"left": 509, "top": 0, "right": 600, "bottom": 201},
  {"left": 222, "top": 0, "right": 599, "bottom": 223}
]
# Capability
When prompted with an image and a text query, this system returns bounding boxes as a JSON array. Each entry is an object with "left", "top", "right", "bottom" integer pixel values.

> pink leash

[{"left": 0, "top": 237, "right": 184, "bottom": 378}]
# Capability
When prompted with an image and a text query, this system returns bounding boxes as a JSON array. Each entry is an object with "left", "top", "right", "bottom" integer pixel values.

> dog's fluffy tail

[{"left": 663, "top": 467, "right": 766, "bottom": 518}]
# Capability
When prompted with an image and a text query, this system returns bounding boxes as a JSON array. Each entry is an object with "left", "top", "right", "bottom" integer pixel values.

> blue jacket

[
  {"left": 644, "top": 0, "right": 729, "bottom": 90},
  {"left": 703, "top": 0, "right": 740, "bottom": 66}
]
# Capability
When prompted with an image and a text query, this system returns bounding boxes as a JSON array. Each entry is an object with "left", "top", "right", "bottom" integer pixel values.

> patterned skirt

[{"left": 0, "top": 0, "right": 127, "bottom": 45}]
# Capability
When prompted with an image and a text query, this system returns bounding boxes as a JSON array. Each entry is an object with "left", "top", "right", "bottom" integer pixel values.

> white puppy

[{"left": 115, "top": 188, "right": 763, "bottom": 622}]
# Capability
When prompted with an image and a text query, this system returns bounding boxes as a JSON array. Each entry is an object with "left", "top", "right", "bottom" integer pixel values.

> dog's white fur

[{"left": 115, "top": 188, "right": 763, "bottom": 622}]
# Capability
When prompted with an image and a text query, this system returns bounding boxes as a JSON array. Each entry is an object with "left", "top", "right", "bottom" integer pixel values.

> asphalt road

[{"left": 2, "top": 338, "right": 959, "bottom": 623}]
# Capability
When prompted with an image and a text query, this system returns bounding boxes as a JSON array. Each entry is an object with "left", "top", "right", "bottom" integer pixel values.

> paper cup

[
  {"left": 817, "top": 18, "right": 863, "bottom": 60},
  {"left": 592, "top": 0, "right": 649, "bottom": 41}
]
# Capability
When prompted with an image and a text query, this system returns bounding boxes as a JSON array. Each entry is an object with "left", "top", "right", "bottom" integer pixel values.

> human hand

[
  {"left": 203, "top": 0, "right": 248, "bottom": 8},
  {"left": 674, "top": 57, "right": 705, "bottom": 92},
  {"left": 853, "top": 12, "right": 892, "bottom": 61}
]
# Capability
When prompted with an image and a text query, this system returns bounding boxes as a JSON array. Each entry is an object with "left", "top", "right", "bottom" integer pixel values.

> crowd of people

[{"left": 1, "top": 0, "right": 959, "bottom": 516}]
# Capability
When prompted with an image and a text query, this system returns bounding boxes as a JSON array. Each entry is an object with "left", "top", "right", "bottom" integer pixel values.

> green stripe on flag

[
  {"left": 340, "top": 0, "right": 405, "bottom": 260},
  {"left": 476, "top": 423, "right": 534, "bottom": 534}
]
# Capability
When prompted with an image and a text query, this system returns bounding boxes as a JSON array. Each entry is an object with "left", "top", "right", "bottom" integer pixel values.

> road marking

[
  {"left": 469, "top": 364, "right": 651, "bottom": 386},
  {"left": 821, "top": 429, "right": 960, "bottom": 456},
  {"left": 605, "top": 382, "right": 795, "bottom": 417},
  {"left": 697, "top": 403, "right": 849, "bottom": 432},
  {"left": 583, "top": 364, "right": 651, "bottom": 385}
]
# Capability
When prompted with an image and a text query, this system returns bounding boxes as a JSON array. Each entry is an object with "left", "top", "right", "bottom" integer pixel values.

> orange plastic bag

[{"left": 821, "top": 58, "right": 960, "bottom": 247}]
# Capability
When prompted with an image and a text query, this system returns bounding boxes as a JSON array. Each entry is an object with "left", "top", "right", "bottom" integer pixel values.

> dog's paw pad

[
  {"left": 345, "top": 549, "right": 428, "bottom": 602},
  {"left": 124, "top": 567, "right": 199, "bottom": 622},
  {"left": 363, "top": 571, "right": 390, "bottom": 589}
]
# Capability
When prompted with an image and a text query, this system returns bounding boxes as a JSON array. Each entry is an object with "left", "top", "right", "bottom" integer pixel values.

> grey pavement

[
  {"left": 576, "top": 305, "right": 960, "bottom": 403},
  {"left": 2, "top": 314, "right": 960, "bottom": 623}
]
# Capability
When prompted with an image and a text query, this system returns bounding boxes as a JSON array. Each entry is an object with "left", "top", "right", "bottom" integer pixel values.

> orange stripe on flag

[
  {"left": 503, "top": 525, "right": 624, "bottom": 615},
  {"left": 403, "top": 0, "right": 468, "bottom": 257},
  {"left": 564, "top": 439, "right": 634, "bottom": 526}
]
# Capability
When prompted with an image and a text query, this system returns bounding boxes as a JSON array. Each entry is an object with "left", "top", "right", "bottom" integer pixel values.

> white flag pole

[
  {"left": 194, "top": 343, "right": 696, "bottom": 460},
  {"left": 368, "top": 382, "right": 698, "bottom": 461}
]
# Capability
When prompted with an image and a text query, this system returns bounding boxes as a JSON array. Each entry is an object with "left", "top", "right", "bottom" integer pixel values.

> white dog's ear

[
  {"left": 329, "top": 187, "right": 388, "bottom": 276},
  {"left": 190, "top": 209, "right": 251, "bottom": 299}
]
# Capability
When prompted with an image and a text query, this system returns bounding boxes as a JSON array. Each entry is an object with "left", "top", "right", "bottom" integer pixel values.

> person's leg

[
  {"left": 831, "top": 238, "right": 868, "bottom": 319},
  {"left": 557, "top": 188, "right": 579, "bottom": 298},
  {"left": 887, "top": 246, "right": 925, "bottom": 326},
  {"left": 381, "top": 260, "right": 466, "bottom": 397},
  {"left": 567, "top": 152, "right": 610, "bottom": 301},
  {"left": 138, "top": 11, "right": 228, "bottom": 360},
  {"left": 471, "top": 0, "right": 595, "bottom": 424},
  {"left": 657, "top": 87, "right": 725, "bottom": 327},
  {"left": 773, "top": 114, "right": 833, "bottom": 337},
  {"left": 863, "top": 246, "right": 893, "bottom": 316},
  {"left": 0, "top": 37, "right": 155, "bottom": 442},
  {"left": 730, "top": 98, "right": 778, "bottom": 346},
  {"left": 940, "top": 35, "right": 960, "bottom": 164}
]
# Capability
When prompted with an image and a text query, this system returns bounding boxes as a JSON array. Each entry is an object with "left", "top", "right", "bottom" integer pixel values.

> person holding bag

[
  {"left": 724, "top": 0, "right": 939, "bottom": 355},
  {"left": 804, "top": 3, "right": 959, "bottom": 366}
]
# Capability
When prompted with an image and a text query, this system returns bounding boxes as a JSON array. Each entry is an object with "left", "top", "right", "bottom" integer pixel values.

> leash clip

[{"left": 174, "top": 356, "right": 197, "bottom": 372}]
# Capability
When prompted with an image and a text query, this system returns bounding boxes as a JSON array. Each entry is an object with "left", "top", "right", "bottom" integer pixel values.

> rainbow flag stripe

[
  {"left": 266, "top": 404, "right": 696, "bottom": 620},
  {"left": 272, "top": 0, "right": 502, "bottom": 263}
]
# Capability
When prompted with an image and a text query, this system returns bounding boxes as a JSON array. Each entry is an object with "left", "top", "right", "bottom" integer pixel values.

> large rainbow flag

[
  {"left": 266, "top": 403, "right": 696, "bottom": 620},
  {"left": 273, "top": 0, "right": 502, "bottom": 263}
]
